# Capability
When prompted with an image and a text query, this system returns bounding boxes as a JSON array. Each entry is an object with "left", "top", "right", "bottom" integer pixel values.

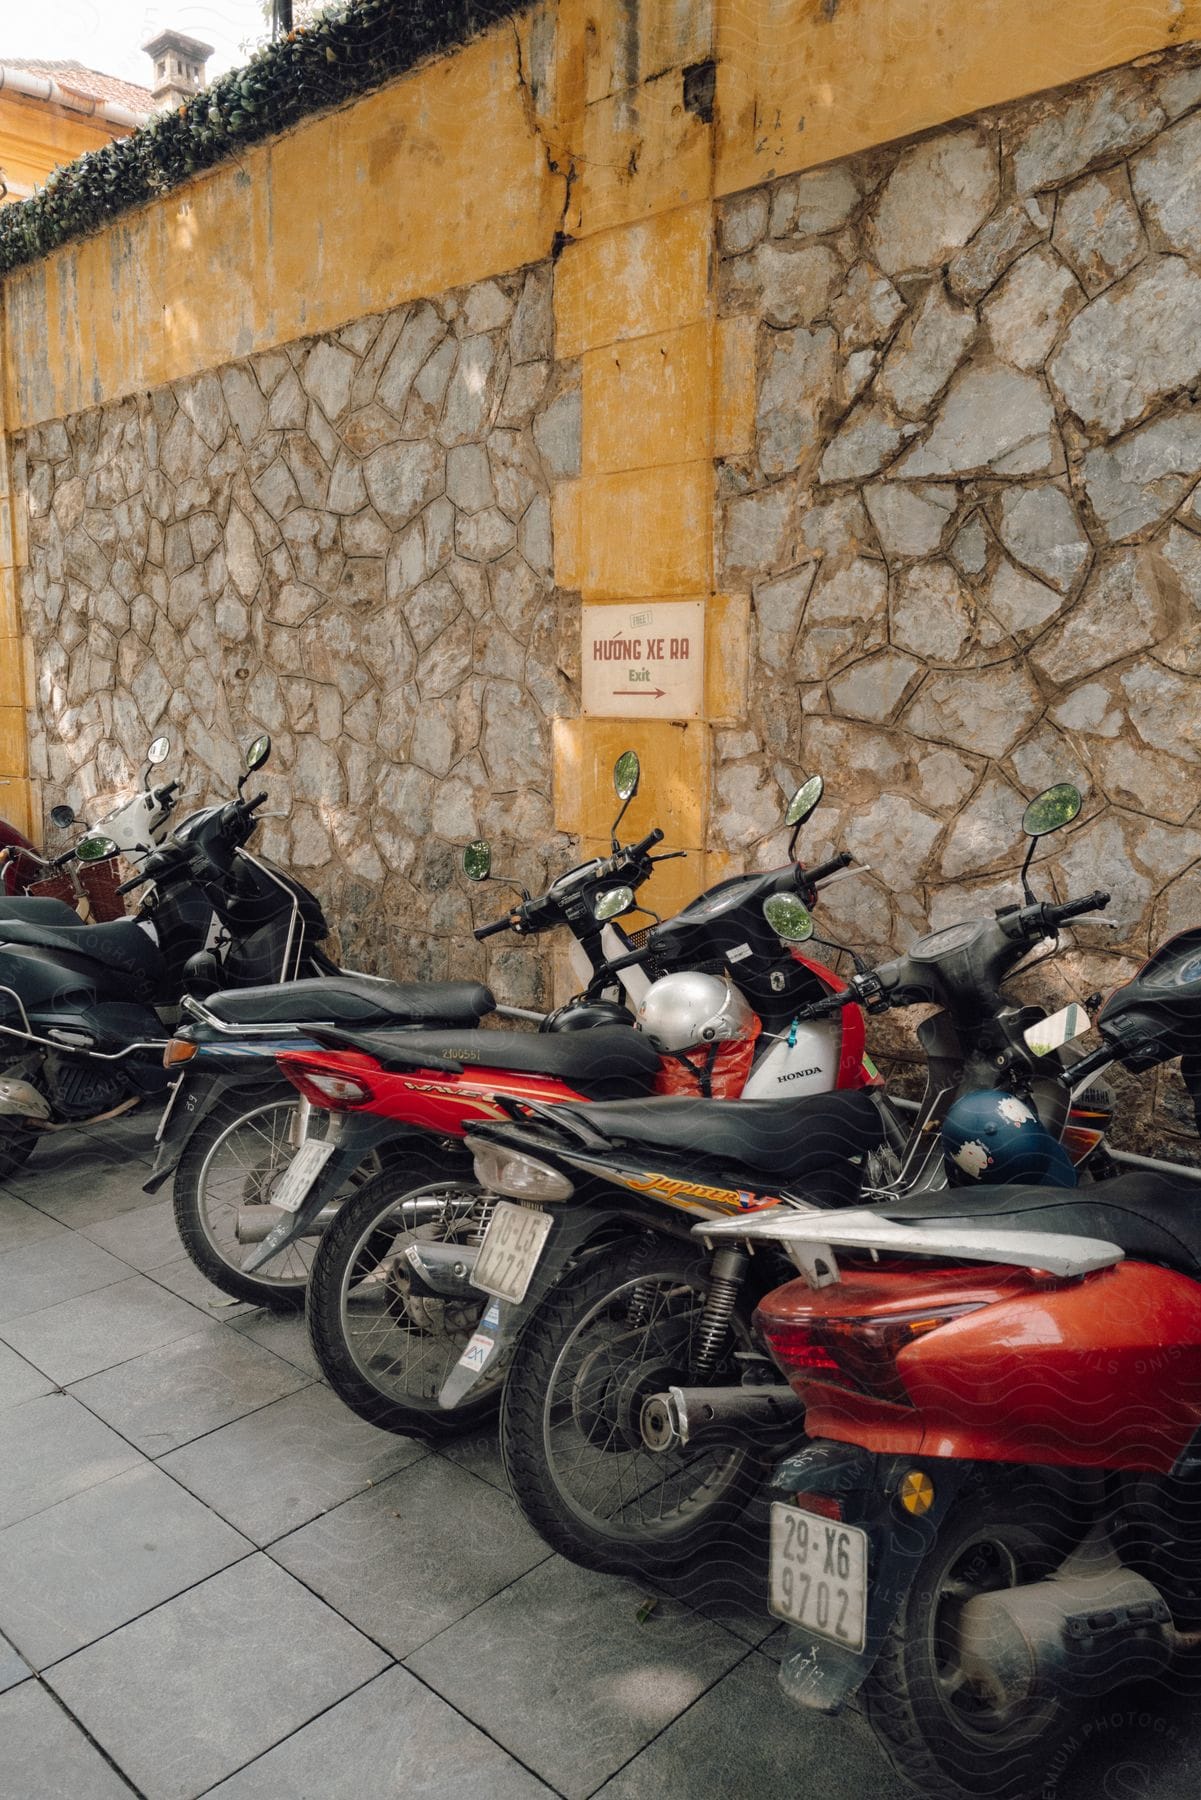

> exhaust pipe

[
  {"left": 0, "top": 1076, "right": 52, "bottom": 1123},
  {"left": 236, "top": 1202, "right": 340, "bottom": 1244},
  {"left": 641, "top": 1384, "right": 805, "bottom": 1452}
]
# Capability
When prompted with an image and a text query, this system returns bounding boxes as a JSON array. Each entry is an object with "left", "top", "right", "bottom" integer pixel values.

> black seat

[
  {"left": 543, "top": 1089, "right": 886, "bottom": 1182},
  {"left": 0, "top": 896, "right": 82, "bottom": 924},
  {"left": 318, "top": 1023, "right": 661, "bottom": 1100},
  {"left": 875, "top": 1172, "right": 1201, "bottom": 1279},
  {"left": 0, "top": 916, "right": 163, "bottom": 993},
  {"left": 204, "top": 975, "right": 496, "bottom": 1030}
]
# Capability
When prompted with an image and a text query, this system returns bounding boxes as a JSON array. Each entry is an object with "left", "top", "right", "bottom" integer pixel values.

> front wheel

[
  {"left": 173, "top": 1090, "right": 366, "bottom": 1309},
  {"left": 306, "top": 1163, "right": 493, "bottom": 1439},
  {"left": 500, "top": 1238, "right": 763, "bottom": 1576},
  {"left": 865, "top": 1485, "right": 1077, "bottom": 1799}
]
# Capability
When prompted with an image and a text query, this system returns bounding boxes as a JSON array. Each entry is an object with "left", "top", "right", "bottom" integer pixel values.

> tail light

[
  {"left": 756, "top": 1303, "right": 989, "bottom": 1405},
  {"left": 278, "top": 1063, "right": 375, "bottom": 1110}
]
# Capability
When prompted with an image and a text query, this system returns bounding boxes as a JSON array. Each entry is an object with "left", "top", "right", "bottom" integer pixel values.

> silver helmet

[{"left": 635, "top": 972, "right": 757, "bottom": 1054}]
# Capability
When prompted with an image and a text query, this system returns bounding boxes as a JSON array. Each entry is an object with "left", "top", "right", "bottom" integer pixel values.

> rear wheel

[
  {"left": 866, "top": 1486, "right": 1077, "bottom": 1799},
  {"left": 500, "top": 1239, "right": 763, "bottom": 1576},
  {"left": 305, "top": 1164, "right": 494, "bottom": 1439},
  {"left": 174, "top": 1091, "right": 364, "bottom": 1309}
]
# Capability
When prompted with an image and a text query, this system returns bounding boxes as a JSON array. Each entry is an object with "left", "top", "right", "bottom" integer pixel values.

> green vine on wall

[{"left": 0, "top": 1, "right": 532, "bottom": 275}]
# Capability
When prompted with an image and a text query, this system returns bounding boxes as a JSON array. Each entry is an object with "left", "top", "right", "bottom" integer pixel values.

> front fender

[{"left": 768, "top": 1442, "right": 970, "bottom": 1715}]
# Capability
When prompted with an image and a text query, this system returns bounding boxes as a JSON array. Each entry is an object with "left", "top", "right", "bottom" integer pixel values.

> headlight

[{"left": 466, "top": 1135, "right": 574, "bottom": 1201}]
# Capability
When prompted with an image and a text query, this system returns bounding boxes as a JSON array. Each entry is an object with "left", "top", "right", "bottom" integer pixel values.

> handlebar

[
  {"left": 630, "top": 827, "right": 665, "bottom": 858},
  {"left": 801, "top": 851, "right": 853, "bottom": 887},
  {"left": 474, "top": 916, "right": 512, "bottom": 941},
  {"left": 1040, "top": 889, "right": 1110, "bottom": 928}
]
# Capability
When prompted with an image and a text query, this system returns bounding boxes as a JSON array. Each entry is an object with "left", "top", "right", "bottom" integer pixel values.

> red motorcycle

[{"left": 697, "top": 929, "right": 1201, "bottom": 1799}]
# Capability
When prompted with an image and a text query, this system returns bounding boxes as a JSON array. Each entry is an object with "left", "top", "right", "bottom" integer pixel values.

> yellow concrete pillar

[{"left": 0, "top": 300, "right": 34, "bottom": 842}]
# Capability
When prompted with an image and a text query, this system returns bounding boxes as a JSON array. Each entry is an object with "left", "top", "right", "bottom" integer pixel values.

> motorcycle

[
  {"left": 688, "top": 902, "right": 1201, "bottom": 1796},
  {"left": 0, "top": 733, "right": 330, "bottom": 1180},
  {"left": 147, "top": 748, "right": 686, "bottom": 1308},
  {"left": 458, "top": 783, "right": 1119, "bottom": 1574},
  {"left": 269, "top": 771, "right": 874, "bottom": 1449},
  {"left": 0, "top": 734, "right": 181, "bottom": 922}
]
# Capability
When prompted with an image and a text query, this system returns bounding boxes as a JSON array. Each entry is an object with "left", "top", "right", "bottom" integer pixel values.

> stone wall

[
  {"left": 17, "top": 262, "right": 581, "bottom": 1004},
  {"left": 714, "top": 49, "right": 1201, "bottom": 1151}
]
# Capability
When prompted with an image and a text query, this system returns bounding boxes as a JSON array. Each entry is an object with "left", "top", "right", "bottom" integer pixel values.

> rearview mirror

[
  {"left": 245, "top": 733, "right": 272, "bottom": 774},
  {"left": 594, "top": 885, "right": 634, "bottom": 922},
  {"left": 146, "top": 736, "right": 170, "bottom": 766},
  {"left": 613, "top": 750, "right": 640, "bottom": 802},
  {"left": 463, "top": 840, "right": 491, "bottom": 882},
  {"left": 785, "top": 775, "right": 824, "bottom": 829},
  {"left": 1022, "top": 783, "right": 1081, "bottom": 838},
  {"left": 50, "top": 804, "right": 76, "bottom": 829},
  {"left": 763, "top": 893, "right": 815, "bottom": 943},
  {"left": 76, "top": 835, "right": 119, "bottom": 863}
]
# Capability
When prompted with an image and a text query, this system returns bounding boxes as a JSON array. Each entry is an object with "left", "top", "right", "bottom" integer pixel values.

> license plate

[
  {"left": 471, "top": 1202, "right": 554, "bottom": 1303},
  {"left": 270, "top": 1138, "right": 336, "bottom": 1214},
  {"left": 769, "top": 1503, "right": 868, "bottom": 1651}
]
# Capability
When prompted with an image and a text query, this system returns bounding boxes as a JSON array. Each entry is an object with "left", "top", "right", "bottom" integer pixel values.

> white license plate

[
  {"left": 769, "top": 1502, "right": 868, "bottom": 1651},
  {"left": 270, "top": 1138, "right": 336, "bottom": 1214},
  {"left": 471, "top": 1202, "right": 554, "bottom": 1303}
]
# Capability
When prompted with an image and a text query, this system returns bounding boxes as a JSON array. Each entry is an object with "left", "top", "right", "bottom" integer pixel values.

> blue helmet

[{"left": 940, "top": 1090, "right": 1077, "bottom": 1188}]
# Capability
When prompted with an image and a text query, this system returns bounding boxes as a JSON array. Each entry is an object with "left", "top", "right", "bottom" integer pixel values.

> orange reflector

[{"left": 163, "top": 1038, "right": 198, "bottom": 1068}]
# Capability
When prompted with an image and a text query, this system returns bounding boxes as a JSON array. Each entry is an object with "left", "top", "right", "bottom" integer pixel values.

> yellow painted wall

[
  {"left": 0, "top": 90, "right": 135, "bottom": 208},
  {"left": 3, "top": 0, "right": 1199, "bottom": 864}
]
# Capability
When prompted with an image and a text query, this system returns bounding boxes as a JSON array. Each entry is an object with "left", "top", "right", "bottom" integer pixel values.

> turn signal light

[{"left": 163, "top": 1037, "right": 198, "bottom": 1068}]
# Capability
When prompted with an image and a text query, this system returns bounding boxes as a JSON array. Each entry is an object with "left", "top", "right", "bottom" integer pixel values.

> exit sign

[{"left": 581, "top": 600, "right": 705, "bottom": 720}]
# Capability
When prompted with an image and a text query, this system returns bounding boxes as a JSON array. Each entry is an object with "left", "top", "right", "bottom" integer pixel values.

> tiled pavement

[{"left": 0, "top": 1117, "right": 1198, "bottom": 1799}]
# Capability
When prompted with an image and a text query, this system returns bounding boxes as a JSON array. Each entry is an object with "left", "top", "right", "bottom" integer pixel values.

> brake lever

[{"left": 648, "top": 850, "right": 688, "bottom": 863}]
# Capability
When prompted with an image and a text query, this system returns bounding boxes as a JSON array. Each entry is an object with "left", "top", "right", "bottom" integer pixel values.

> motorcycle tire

[
  {"left": 500, "top": 1236, "right": 763, "bottom": 1577},
  {"left": 173, "top": 1089, "right": 370, "bottom": 1310},
  {"left": 305, "top": 1163, "right": 494, "bottom": 1441},
  {"left": 0, "top": 1119, "right": 37, "bottom": 1182},
  {"left": 865, "top": 1482, "right": 1078, "bottom": 1800}
]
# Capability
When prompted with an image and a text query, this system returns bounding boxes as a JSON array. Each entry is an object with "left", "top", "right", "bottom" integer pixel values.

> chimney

[{"left": 142, "top": 29, "right": 214, "bottom": 111}]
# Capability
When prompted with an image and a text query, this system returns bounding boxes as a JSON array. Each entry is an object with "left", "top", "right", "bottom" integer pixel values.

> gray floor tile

[
  {"left": 158, "top": 1382, "right": 425, "bottom": 1544},
  {"left": 230, "top": 1308, "right": 324, "bottom": 1380},
  {"left": 70, "top": 1324, "right": 311, "bottom": 1455},
  {"left": 0, "top": 1231, "right": 129, "bottom": 1325},
  {"left": 0, "top": 1463, "right": 251, "bottom": 1669},
  {"left": 271, "top": 1455, "right": 549, "bottom": 1657},
  {"left": 592, "top": 1644, "right": 909, "bottom": 1799},
  {"left": 0, "top": 1393, "right": 142, "bottom": 1530},
  {"left": 48, "top": 1555, "right": 389, "bottom": 1800},
  {"left": 0, "top": 1339, "right": 54, "bottom": 1412},
  {"left": 0, "top": 1193, "right": 67, "bottom": 1256},
  {"left": 0, "top": 1678, "right": 133, "bottom": 1798},
  {"left": 440, "top": 1423, "right": 510, "bottom": 1492},
  {"left": 80, "top": 1199, "right": 186, "bottom": 1273},
  {"left": 0, "top": 1631, "right": 30, "bottom": 1694},
  {"left": 1, "top": 1274, "right": 207, "bottom": 1386},
  {"left": 19, "top": 1148, "right": 163, "bottom": 1228},
  {"left": 207, "top": 1664, "right": 554, "bottom": 1799},
  {"left": 408, "top": 1557, "right": 746, "bottom": 1799},
  {"left": 146, "top": 1253, "right": 258, "bottom": 1317}
]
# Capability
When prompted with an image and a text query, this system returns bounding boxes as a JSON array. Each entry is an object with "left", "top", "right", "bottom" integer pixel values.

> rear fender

[
  {"left": 142, "top": 1065, "right": 297, "bottom": 1193},
  {"left": 768, "top": 1442, "right": 970, "bottom": 1714},
  {"left": 240, "top": 1111, "right": 415, "bottom": 1272}
]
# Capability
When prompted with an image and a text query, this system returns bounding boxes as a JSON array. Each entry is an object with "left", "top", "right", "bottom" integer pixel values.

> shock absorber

[
  {"left": 692, "top": 1248, "right": 749, "bottom": 1377},
  {"left": 626, "top": 1279, "right": 656, "bottom": 1327}
]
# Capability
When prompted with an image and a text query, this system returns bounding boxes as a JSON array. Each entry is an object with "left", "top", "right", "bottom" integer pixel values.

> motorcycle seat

[
  {"left": 203, "top": 975, "right": 496, "bottom": 1030},
  {"left": 541, "top": 1089, "right": 887, "bottom": 1183},
  {"left": 0, "top": 916, "right": 163, "bottom": 994},
  {"left": 876, "top": 1171, "right": 1201, "bottom": 1279},
  {"left": 0, "top": 896, "right": 82, "bottom": 925},
  {"left": 324, "top": 1022, "right": 661, "bottom": 1100}
]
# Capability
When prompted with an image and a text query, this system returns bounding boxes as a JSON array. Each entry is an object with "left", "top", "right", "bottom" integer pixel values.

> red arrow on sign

[{"left": 613, "top": 688, "right": 667, "bottom": 698}]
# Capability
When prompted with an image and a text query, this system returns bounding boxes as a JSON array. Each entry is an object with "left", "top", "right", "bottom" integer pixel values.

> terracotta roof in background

[{"left": 2, "top": 57, "right": 154, "bottom": 113}]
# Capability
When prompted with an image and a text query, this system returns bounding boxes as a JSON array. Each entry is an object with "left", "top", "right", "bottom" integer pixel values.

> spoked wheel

[
  {"left": 173, "top": 1091, "right": 370, "bottom": 1309},
  {"left": 306, "top": 1167, "right": 496, "bottom": 1439},
  {"left": 500, "top": 1240, "right": 762, "bottom": 1576},
  {"left": 866, "top": 1486, "right": 1077, "bottom": 1799}
]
